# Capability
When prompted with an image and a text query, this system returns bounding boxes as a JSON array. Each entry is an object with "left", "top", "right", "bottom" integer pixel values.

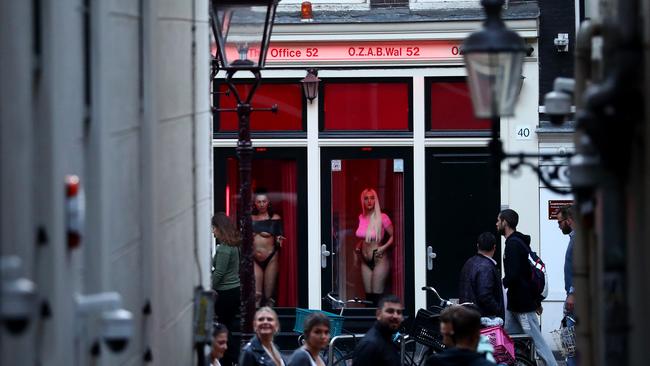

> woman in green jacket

[{"left": 212, "top": 212, "right": 241, "bottom": 366}]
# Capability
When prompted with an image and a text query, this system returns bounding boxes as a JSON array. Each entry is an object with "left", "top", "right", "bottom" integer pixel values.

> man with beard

[
  {"left": 497, "top": 209, "right": 558, "bottom": 366},
  {"left": 557, "top": 205, "right": 576, "bottom": 366},
  {"left": 352, "top": 294, "right": 403, "bottom": 366}
]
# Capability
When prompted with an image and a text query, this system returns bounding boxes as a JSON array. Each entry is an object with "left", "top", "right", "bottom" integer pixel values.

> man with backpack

[{"left": 497, "top": 209, "right": 558, "bottom": 366}]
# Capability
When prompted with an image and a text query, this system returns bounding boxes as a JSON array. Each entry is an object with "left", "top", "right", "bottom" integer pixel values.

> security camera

[
  {"left": 544, "top": 77, "right": 575, "bottom": 125},
  {"left": 1, "top": 256, "right": 37, "bottom": 335},
  {"left": 101, "top": 308, "right": 134, "bottom": 353},
  {"left": 76, "top": 292, "right": 133, "bottom": 354},
  {"left": 544, "top": 90, "right": 572, "bottom": 125},
  {"left": 554, "top": 33, "right": 570, "bottom": 52}
]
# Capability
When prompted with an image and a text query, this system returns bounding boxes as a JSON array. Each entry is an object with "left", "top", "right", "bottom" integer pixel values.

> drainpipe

[{"left": 571, "top": 20, "right": 601, "bottom": 366}]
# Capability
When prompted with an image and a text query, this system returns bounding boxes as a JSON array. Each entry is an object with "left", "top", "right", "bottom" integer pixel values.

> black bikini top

[{"left": 252, "top": 219, "right": 284, "bottom": 236}]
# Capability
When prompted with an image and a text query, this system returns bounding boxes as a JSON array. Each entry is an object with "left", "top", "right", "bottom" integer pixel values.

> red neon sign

[
  {"left": 213, "top": 40, "right": 463, "bottom": 64},
  {"left": 265, "top": 40, "right": 462, "bottom": 63}
]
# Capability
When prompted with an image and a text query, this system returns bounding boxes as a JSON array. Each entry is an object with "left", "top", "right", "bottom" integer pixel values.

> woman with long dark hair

[
  {"left": 251, "top": 189, "right": 286, "bottom": 307},
  {"left": 211, "top": 212, "right": 241, "bottom": 366}
]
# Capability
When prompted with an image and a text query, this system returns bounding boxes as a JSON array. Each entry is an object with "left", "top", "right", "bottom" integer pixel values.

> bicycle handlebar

[
  {"left": 421, "top": 286, "right": 453, "bottom": 307},
  {"left": 325, "top": 293, "right": 373, "bottom": 306}
]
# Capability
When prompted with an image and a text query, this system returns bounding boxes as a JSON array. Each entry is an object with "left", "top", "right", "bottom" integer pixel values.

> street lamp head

[
  {"left": 210, "top": 0, "right": 279, "bottom": 70},
  {"left": 301, "top": 69, "right": 320, "bottom": 103},
  {"left": 462, "top": 0, "right": 527, "bottom": 118}
]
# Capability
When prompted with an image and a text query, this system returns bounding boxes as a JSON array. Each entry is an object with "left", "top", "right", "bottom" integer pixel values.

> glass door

[
  {"left": 214, "top": 147, "right": 308, "bottom": 308},
  {"left": 321, "top": 147, "right": 414, "bottom": 314}
]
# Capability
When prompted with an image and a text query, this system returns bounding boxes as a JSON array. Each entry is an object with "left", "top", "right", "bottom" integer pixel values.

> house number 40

[{"left": 515, "top": 125, "right": 533, "bottom": 140}]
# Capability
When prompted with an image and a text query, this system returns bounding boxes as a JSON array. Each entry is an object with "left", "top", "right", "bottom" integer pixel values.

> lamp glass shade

[
  {"left": 463, "top": 51, "right": 524, "bottom": 118},
  {"left": 301, "top": 72, "right": 320, "bottom": 102},
  {"left": 211, "top": 0, "right": 278, "bottom": 69}
]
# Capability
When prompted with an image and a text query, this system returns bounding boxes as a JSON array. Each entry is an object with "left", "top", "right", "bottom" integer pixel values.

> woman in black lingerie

[{"left": 252, "top": 190, "right": 286, "bottom": 307}]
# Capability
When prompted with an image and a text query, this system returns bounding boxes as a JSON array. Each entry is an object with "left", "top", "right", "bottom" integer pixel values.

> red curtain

[
  {"left": 224, "top": 157, "right": 298, "bottom": 307},
  {"left": 277, "top": 161, "right": 298, "bottom": 307}
]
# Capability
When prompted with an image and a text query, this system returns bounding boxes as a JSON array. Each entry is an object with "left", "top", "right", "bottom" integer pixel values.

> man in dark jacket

[
  {"left": 426, "top": 306, "right": 493, "bottom": 366},
  {"left": 557, "top": 205, "right": 576, "bottom": 366},
  {"left": 352, "top": 294, "right": 403, "bottom": 366},
  {"left": 458, "top": 232, "right": 504, "bottom": 319},
  {"left": 498, "top": 209, "right": 558, "bottom": 366}
]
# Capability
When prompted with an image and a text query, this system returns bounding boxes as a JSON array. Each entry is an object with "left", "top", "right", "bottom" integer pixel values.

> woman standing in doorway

[
  {"left": 211, "top": 213, "right": 241, "bottom": 366},
  {"left": 354, "top": 188, "right": 394, "bottom": 305},
  {"left": 252, "top": 189, "right": 286, "bottom": 307}
]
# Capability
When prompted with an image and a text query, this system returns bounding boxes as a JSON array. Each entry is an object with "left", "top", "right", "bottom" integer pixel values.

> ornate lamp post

[
  {"left": 463, "top": 0, "right": 573, "bottom": 193},
  {"left": 462, "top": 0, "right": 526, "bottom": 161},
  {"left": 210, "top": 0, "right": 279, "bottom": 337}
]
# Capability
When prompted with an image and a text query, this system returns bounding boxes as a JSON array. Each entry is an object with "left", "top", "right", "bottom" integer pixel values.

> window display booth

[{"left": 212, "top": 14, "right": 539, "bottom": 337}]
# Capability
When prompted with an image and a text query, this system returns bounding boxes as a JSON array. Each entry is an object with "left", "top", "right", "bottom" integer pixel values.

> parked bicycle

[
  {"left": 294, "top": 292, "right": 372, "bottom": 366},
  {"left": 401, "top": 286, "right": 538, "bottom": 366}
]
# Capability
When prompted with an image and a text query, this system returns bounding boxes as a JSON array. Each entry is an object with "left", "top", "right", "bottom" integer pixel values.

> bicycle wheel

[
  {"left": 514, "top": 354, "right": 537, "bottom": 366},
  {"left": 331, "top": 351, "right": 354, "bottom": 366},
  {"left": 323, "top": 345, "right": 351, "bottom": 366},
  {"left": 400, "top": 338, "right": 419, "bottom": 366}
]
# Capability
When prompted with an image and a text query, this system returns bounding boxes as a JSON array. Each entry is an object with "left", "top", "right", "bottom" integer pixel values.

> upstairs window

[
  {"left": 321, "top": 79, "right": 412, "bottom": 136},
  {"left": 427, "top": 78, "right": 491, "bottom": 136},
  {"left": 213, "top": 80, "right": 305, "bottom": 136}
]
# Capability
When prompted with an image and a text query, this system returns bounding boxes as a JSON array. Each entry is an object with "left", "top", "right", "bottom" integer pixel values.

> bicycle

[
  {"left": 403, "top": 286, "right": 538, "bottom": 366},
  {"left": 398, "top": 287, "right": 453, "bottom": 366},
  {"left": 295, "top": 293, "right": 372, "bottom": 366}
]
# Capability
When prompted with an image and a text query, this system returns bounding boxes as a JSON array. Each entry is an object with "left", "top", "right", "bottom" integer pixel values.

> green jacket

[{"left": 211, "top": 244, "right": 240, "bottom": 291}]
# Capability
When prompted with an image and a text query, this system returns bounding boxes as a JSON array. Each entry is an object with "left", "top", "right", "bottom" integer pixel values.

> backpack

[{"left": 526, "top": 248, "right": 549, "bottom": 300}]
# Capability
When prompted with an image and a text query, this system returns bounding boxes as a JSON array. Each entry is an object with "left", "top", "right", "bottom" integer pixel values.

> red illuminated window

[
  {"left": 321, "top": 80, "right": 411, "bottom": 132},
  {"left": 223, "top": 157, "right": 300, "bottom": 307},
  {"left": 214, "top": 81, "right": 304, "bottom": 133},
  {"left": 428, "top": 79, "right": 491, "bottom": 132}
]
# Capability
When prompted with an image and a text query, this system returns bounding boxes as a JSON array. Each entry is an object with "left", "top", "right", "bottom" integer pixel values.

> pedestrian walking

[
  {"left": 498, "top": 209, "right": 558, "bottom": 366},
  {"left": 557, "top": 205, "right": 576, "bottom": 366},
  {"left": 425, "top": 306, "right": 494, "bottom": 366},
  {"left": 212, "top": 212, "right": 242, "bottom": 366},
  {"left": 239, "top": 307, "right": 286, "bottom": 366},
  {"left": 211, "top": 323, "right": 229, "bottom": 366},
  {"left": 352, "top": 294, "right": 403, "bottom": 366},
  {"left": 458, "top": 232, "right": 505, "bottom": 319},
  {"left": 288, "top": 312, "right": 330, "bottom": 366}
]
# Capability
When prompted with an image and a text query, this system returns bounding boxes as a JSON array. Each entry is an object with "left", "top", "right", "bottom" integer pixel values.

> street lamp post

[
  {"left": 462, "top": 0, "right": 574, "bottom": 194},
  {"left": 210, "top": 0, "right": 279, "bottom": 338},
  {"left": 462, "top": 0, "right": 526, "bottom": 182}
]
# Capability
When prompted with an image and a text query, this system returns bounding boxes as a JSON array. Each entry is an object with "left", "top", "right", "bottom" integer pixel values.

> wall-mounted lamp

[{"left": 301, "top": 69, "right": 320, "bottom": 103}]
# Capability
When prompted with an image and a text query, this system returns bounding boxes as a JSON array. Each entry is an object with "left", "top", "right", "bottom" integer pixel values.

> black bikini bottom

[
  {"left": 363, "top": 249, "right": 377, "bottom": 270},
  {"left": 256, "top": 246, "right": 278, "bottom": 270}
]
